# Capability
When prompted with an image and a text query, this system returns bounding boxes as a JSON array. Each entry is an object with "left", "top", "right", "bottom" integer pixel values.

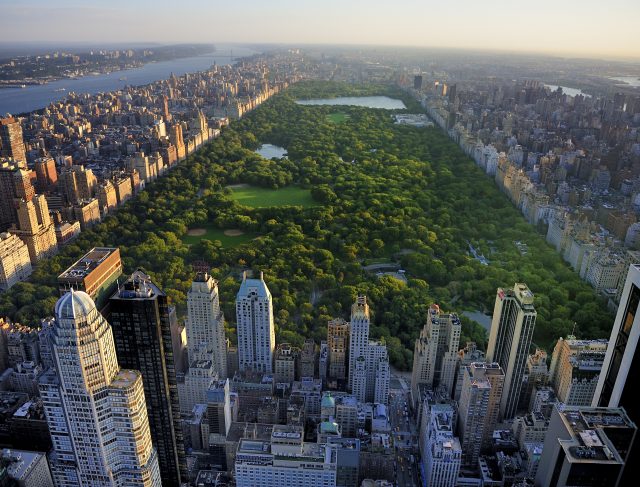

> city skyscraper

[
  {"left": 186, "top": 271, "right": 227, "bottom": 377},
  {"left": 345, "top": 296, "right": 390, "bottom": 403},
  {"left": 0, "top": 117, "right": 27, "bottom": 168},
  {"left": 12, "top": 194, "right": 58, "bottom": 265},
  {"left": 348, "top": 296, "right": 369, "bottom": 392},
  {"left": 39, "top": 290, "right": 161, "bottom": 486},
  {"left": 34, "top": 156, "right": 57, "bottom": 193},
  {"left": 457, "top": 362, "right": 504, "bottom": 467},
  {"left": 423, "top": 404, "right": 461, "bottom": 487},
  {"left": 487, "top": 283, "right": 536, "bottom": 419},
  {"left": 108, "top": 270, "right": 186, "bottom": 485},
  {"left": 0, "top": 232, "right": 32, "bottom": 291},
  {"left": 327, "top": 318, "right": 349, "bottom": 381},
  {"left": 536, "top": 406, "right": 636, "bottom": 487},
  {"left": 411, "top": 304, "right": 461, "bottom": 403},
  {"left": 236, "top": 271, "right": 275, "bottom": 374},
  {"left": 549, "top": 337, "right": 607, "bottom": 406},
  {"left": 594, "top": 263, "right": 640, "bottom": 482}
]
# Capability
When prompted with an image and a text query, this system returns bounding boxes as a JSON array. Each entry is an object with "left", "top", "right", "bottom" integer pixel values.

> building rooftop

[
  {"left": 110, "top": 369, "right": 141, "bottom": 389},
  {"left": 237, "top": 271, "right": 271, "bottom": 299},
  {"left": 560, "top": 407, "right": 636, "bottom": 464},
  {"left": 1, "top": 449, "right": 44, "bottom": 481},
  {"left": 55, "top": 290, "right": 96, "bottom": 321},
  {"left": 111, "top": 270, "right": 164, "bottom": 300},
  {"left": 58, "top": 247, "right": 119, "bottom": 281}
]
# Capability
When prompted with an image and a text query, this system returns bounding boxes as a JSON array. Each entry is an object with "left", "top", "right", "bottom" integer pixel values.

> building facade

[
  {"left": 487, "top": 283, "right": 536, "bottom": 419},
  {"left": 0, "top": 232, "right": 32, "bottom": 291},
  {"left": 236, "top": 271, "right": 275, "bottom": 374},
  {"left": 186, "top": 272, "right": 227, "bottom": 377},
  {"left": 457, "top": 362, "right": 504, "bottom": 467},
  {"left": 411, "top": 304, "right": 461, "bottom": 403},
  {"left": 108, "top": 270, "right": 186, "bottom": 485},
  {"left": 38, "top": 291, "right": 161, "bottom": 486}
]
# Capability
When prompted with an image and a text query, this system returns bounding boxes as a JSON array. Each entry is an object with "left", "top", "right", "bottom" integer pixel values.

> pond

[
  {"left": 256, "top": 144, "right": 287, "bottom": 159},
  {"left": 296, "top": 96, "right": 406, "bottom": 109},
  {"left": 462, "top": 310, "right": 493, "bottom": 331}
]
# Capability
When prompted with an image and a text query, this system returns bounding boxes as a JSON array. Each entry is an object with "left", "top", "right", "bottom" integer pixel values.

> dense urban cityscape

[{"left": 0, "top": 2, "right": 640, "bottom": 486}]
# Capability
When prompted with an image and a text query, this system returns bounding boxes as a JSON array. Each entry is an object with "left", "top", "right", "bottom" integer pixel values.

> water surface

[
  {"left": 256, "top": 144, "right": 287, "bottom": 159},
  {"left": 296, "top": 96, "right": 406, "bottom": 109},
  {"left": 0, "top": 45, "right": 257, "bottom": 114},
  {"left": 544, "top": 84, "right": 590, "bottom": 98}
]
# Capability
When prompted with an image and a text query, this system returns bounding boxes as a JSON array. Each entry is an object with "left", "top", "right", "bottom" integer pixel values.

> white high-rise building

[
  {"left": 0, "top": 232, "right": 32, "bottom": 291},
  {"left": 178, "top": 359, "right": 218, "bottom": 414},
  {"left": 39, "top": 290, "right": 161, "bottom": 487},
  {"left": 368, "top": 342, "right": 390, "bottom": 404},
  {"left": 235, "top": 424, "right": 337, "bottom": 487},
  {"left": 347, "top": 296, "right": 390, "bottom": 404},
  {"left": 348, "top": 296, "right": 369, "bottom": 392},
  {"left": 186, "top": 272, "right": 227, "bottom": 377},
  {"left": 424, "top": 404, "right": 462, "bottom": 487},
  {"left": 236, "top": 271, "right": 275, "bottom": 374},
  {"left": 487, "top": 283, "right": 536, "bottom": 419},
  {"left": 411, "top": 304, "right": 461, "bottom": 403}
]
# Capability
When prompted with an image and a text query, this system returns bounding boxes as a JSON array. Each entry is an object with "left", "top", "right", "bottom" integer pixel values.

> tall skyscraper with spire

[
  {"left": 487, "top": 283, "right": 536, "bottom": 419},
  {"left": 39, "top": 290, "right": 161, "bottom": 486},
  {"left": 186, "top": 271, "right": 227, "bottom": 377},
  {"left": 108, "top": 270, "right": 186, "bottom": 485},
  {"left": 236, "top": 271, "right": 275, "bottom": 374}
]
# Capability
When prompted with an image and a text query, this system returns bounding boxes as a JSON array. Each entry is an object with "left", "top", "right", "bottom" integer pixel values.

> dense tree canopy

[{"left": 0, "top": 81, "right": 614, "bottom": 369}]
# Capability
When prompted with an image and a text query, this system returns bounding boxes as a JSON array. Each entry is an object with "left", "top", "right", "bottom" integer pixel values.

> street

[{"left": 389, "top": 374, "right": 420, "bottom": 487}]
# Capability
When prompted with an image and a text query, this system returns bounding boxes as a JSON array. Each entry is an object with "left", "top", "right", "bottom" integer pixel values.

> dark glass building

[
  {"left": 108, "top": 270, "right": 186, "bottom": 486},
  {"left": 595, "top": 264, "right": 640, "bottom": 483}
]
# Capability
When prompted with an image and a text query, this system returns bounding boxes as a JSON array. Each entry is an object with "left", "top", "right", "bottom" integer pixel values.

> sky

[{"left": 1, "top": 0, "right": 639, "bottom": 60}]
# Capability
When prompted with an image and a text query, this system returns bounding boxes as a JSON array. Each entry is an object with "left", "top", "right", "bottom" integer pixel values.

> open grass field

[
  {"left": 326, "top": 112, "right": 350, "bottom": 124},
  {"left": 228, "top": 185, "right": 316, "bottom": 208},
  {"left": 182, "top": 225, "right": 255, "bottom": 247}
]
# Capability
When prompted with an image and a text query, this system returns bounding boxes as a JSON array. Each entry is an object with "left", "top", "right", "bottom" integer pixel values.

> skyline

[{"left": 1, "top": 0, "right": 640, "bottom": 61}]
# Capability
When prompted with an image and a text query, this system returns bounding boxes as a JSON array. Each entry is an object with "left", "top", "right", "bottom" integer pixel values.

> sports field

[
  {"left": 229, "top": 185, "right": 315, "bottom": 208},
  {"left": 326, "top": 112, "right": 350, "bottom": 123}
]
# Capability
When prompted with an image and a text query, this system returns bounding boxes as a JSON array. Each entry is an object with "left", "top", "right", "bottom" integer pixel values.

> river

[{"left": 0, "top": 45, "right": 258, "bottom": 115}]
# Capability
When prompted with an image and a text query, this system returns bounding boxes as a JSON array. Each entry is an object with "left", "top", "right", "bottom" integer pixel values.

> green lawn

[
  {"left": 182, "top": 226, "right": 256, "bottom": 247},
  {"left": 327, "top": 112, "right": 350, "bottom": 124},
  {"left": 229, "top": 185, "right": 316, "bottom": 208}
]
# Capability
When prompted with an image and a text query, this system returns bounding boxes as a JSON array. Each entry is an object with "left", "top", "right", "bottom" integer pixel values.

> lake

[
  {"left": 462, "top": 310, "right": 492, "bottom": 331},
  {"left": 0, "top": 45, "right": 257, "bottom": 115},
  {"left": 296, "top": 96, "right": 406, "bottom": 109},
  {"left": 256, "top": 144, "right": 287, "bottom": 159},
  {"left": 610, "top": 76, "right": 640, "bottom": 88},
  {"left": 544, "top": 84, "right": 590, "bottom": 98}
]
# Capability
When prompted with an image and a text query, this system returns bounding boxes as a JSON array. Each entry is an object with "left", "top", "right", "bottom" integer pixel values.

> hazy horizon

[{"left": 1, "top": 0, "right": 639, "bottom": 62}]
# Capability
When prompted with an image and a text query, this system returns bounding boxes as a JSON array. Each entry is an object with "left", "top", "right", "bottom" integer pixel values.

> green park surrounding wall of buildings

[{"left": 0, "top": 81, "right": 613, "bottom": 369}]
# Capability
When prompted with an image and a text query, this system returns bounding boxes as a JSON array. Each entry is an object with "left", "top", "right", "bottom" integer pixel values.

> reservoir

[
  {"left": 0, "top": 45, "right": 257, "bottom": 115},
  {"left": 544, "top": 84, "right": 590, "bottom": 98},
  {"left": 296, "top": 96, "right": 406, "bottom": 109}
]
